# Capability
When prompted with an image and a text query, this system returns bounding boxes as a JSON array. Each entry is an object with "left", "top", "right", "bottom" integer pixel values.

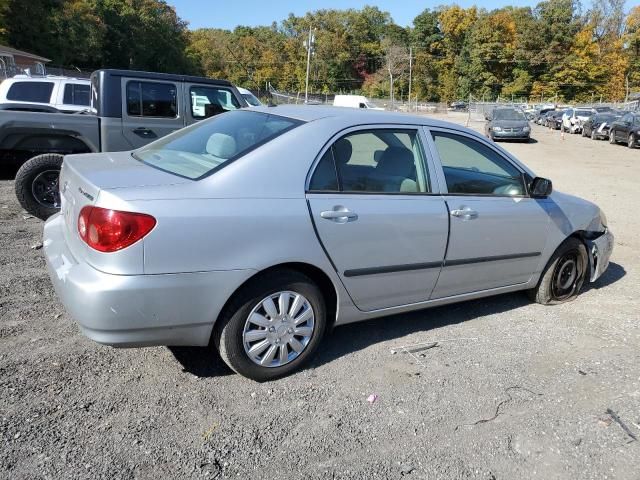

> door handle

[
  {"left": 320, "top": 207, "right": 358, "bottom": 223},
  {"left": 133, "top": 127, "right": 157, "bottom": 138},
  {"left": 451, "top": 208, "right": 478, "bottom": 220}
]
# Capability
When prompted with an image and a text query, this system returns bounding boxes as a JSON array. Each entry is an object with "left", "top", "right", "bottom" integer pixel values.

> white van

[
  {"left": 333, "top": 94, "right": 383, "bottom": 110},
  {"left": 0, "top": 75, "right": 91, "bottom": 113}
]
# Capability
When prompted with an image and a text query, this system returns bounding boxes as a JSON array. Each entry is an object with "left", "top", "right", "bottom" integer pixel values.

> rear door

[
  {"left": 426, "top": 128, "right": 550, "bottom": 299},
  {"left": 306, "top": 126, "right": 449, "bottom": 311},
  {"left": 121, "top": 78, "right": 184, "bottom": 149}
]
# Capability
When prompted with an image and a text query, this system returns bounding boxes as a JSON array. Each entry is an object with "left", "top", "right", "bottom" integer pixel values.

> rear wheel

[
  {"left": 214, "top": 270, "right": 327, "bottom": 381},
  {"left": 628, "top": 133, "right": 636, "bottom": 149},
  {"left": 528, "top": 238, "right": 588, "bottom": 305},
  {"left": 609, "top": 130, "right": 617, "bottom": 144},
  {"left": 591, "top": 129, "right": 597, "bottom": 140},
  {"left": 15, "top": 154, "right": 64, "bottom": 220}
]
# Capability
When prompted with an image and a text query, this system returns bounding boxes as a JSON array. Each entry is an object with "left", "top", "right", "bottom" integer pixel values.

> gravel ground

[{"left": 1, "top": 115, "right": 639, "bottom": 479}]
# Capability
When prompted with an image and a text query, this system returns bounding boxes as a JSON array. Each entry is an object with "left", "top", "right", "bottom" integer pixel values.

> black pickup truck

[{"left": 1, "top": 69, "right": 247, "bottom": 219}]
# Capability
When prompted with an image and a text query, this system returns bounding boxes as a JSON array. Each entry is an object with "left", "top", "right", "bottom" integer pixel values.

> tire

[
  {"left": 582, "top": 128, "right": 587, "bottom": 137},
  {"left": 213, "top": 269, "right": 327, "bottom": 381},
  {"left": 609, "top": 130, "right": 617, "bottom": 144},
  {"left": 628, "top": 134, "right": 636, "bottom": 149},
  {"left": 528, "top": 237, "right": 588, "bottom": 305},
  {"left": 591, "top": 130, "right": 596, "bottom": 140},
  {"left": 15, "top": 153, "right": 64, "bottom": 220}
]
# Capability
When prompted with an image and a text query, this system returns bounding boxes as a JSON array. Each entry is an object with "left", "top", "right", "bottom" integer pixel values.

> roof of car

[
  {"left": 249, "top": 104, "right": 460, "bottom": 129},
  {"left": 94, "top": 69, "right": 233, "bottom": 86}
]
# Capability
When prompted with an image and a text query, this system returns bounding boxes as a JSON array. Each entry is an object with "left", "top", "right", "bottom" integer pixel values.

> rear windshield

[
  {"left": 493, "top": 109, "right": 526, "bottom": 121},
  {"left": 575, "top": 109, "right": 592, "bottom": 117},
  {"left": 133, "top": 110, "right": 302, "bottom": 180},
  {"left": 7, "top": 81, "right": 54, "bottom": 103}
]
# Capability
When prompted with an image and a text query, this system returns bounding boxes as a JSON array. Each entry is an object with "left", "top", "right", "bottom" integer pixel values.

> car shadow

[
  {"left": 0, "top": 165, "right": 19, "bottom": 180},
  {"left": 583, "top": 261, "right": 625, "bottom": 292},
  {"left": 169, "top": 262, "right": 625, "bottom": 379}
]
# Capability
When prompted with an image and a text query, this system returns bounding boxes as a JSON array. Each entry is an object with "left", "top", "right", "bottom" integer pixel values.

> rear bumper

[
  {"left": 43, "top": 214, "right": 254, "bottom": 347},
  {"left": 586, "top": 229, "right": 614, "bottom": 283}
]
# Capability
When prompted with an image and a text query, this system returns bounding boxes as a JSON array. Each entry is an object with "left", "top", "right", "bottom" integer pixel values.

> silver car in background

[{"left": 43, "top": 106, "right": 613, "bottom": 381}]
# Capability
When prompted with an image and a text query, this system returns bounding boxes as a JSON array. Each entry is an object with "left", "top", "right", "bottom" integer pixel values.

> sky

[{"left": 170, "top": 0, "right": 542, "bottom": 30}]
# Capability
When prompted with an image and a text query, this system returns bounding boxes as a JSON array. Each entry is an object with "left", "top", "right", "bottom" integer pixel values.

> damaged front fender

[{"left": 585, "top": 229, "right": 614, "bottom": 283}]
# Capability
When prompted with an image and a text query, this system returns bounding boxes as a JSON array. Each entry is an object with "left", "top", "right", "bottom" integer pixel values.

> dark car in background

[
  {"left": 609, "top": 112, "right": 640, "bottom": 148},
  {"left": 485, "top": 107, "right": 531, "bottom": 141},
  {"left": 545, "top": 110, "right": 565, "bottom": 130},
  {"left": 582, "top": 112, "right": 621, "bottom": 140}
]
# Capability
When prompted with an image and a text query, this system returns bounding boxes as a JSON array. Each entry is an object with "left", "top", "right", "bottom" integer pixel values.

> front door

[
  {"left": 121, "top": 78, "right": 185, "bottom": 149},
  {"left": 306, "top": 127, "right": 449, "bottom": 311},
  {"left": 427, "top": 129, "right": 550, "bottom": 299}
]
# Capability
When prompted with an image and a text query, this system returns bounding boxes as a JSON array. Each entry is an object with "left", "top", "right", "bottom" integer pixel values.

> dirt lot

[{"left": 1, "top": 115, "right": 639, "bottom": 479}]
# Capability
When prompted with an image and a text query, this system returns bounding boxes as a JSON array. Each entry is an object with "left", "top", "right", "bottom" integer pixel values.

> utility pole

[
  {"left": 408, "top": 47, "right": 413, "bottom": 112},
  {"left": 304, "top": 28, "right": 315, "bottom": 104}
]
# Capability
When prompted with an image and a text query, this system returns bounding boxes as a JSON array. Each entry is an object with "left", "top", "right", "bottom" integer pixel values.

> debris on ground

[
  {"left": 30, "top": 243, "right": 43, "bottom": 250},
  {"left": 22, "top": 214, "right": 34, "bottom": 220},
  {"left": 456, "top": 386, "right": 543, "bottom": 430},
  {"left": 366, "top": 394, "right": 378, "bottom": 404},
  {"left": 606, "top": 408, "right": 638, "bottom": 442}
]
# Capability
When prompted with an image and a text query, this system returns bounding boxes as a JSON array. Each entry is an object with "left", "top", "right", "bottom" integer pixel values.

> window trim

[
  {"left": 125, "top": 80, "right": 179, "bottom": 119},
  {"left": 306, "top": 124, "right": 439, "bottom": 196},
  {"left": 425, "top": 126, "right": 531, "bottom": 198}
]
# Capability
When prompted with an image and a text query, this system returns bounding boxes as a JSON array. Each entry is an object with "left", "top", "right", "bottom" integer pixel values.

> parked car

[
  {"left": 609, "top": 112, "right": 640, "bottom": 148},
  {"left": 561, "top": 108, "right": 593, "bottom": 134},
  {"left": 485, "top": 107, "right": 531, "bottom": 141},
  {"left": 581, "top": 112, "right": 621, "bottom": 140},
  {"left": 534, "top": 108, "right": 555, "bottom": 124},
  {"left": 43, "top": 106, "right": 613, "bottom": 381},
  {"left": 1, "top": 69, "right": 247, "bottom": 219},
  {"left": 593, "top": 106, "right": 614, "bottom": 113},
  {"left": 0, "top": 75, "right": 91, "bottom": 113},
  {"left": 237, "top": 87, "right": 263, "bottom": 107},
  {"left": 449, "top": 101, "right": 468, "bottom": 111},
  {"left": 545, "top": 110, "right": 565, "bottom": 129},
  {"left": 333, "top": 95, "right": 383, "bottom": 110}
]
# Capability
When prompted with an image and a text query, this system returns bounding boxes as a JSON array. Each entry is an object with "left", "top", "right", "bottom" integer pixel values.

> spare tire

[{"left": 15, "top": 153, "right": 64, "bottom": 220}]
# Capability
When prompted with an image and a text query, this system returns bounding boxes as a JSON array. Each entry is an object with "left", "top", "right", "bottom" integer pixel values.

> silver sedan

[{"left": 43, "top": 106, "right": 614, "bottom": 381}]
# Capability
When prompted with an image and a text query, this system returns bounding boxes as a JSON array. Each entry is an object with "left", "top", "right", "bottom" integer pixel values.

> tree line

[{"left": 1, "top": 0, "right": 639, "bottom": 102}]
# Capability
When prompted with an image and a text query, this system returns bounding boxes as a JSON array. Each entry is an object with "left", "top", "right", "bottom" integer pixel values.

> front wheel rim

[
  {"left": 242, "top": 291, "right": 315, "bottom": 368},
  {"left": 551, "top": 250, "right": 583, "bottom": 301},
  {"left": 31, "top": 170, "right": 60, "bottom": 208}
]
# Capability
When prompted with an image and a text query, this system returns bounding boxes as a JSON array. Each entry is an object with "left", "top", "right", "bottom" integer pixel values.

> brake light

[{"left": 78, "top": 206, "right": 156, "bottom": 252}]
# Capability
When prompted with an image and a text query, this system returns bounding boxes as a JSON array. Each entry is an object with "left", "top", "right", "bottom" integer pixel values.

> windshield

[
  {"left": 595, "top": 114, "right": 616, "bottom": 122},
  {"left": 493, "top": 109, "right": 526, "bottom": 121},
  {"left": 242, "top": 92, "right": 263, "bottom": 107},
  {"left": 365, "top": 101, "right": 379, "bottom": 109},
  {"left": 575, "top": 109, "right": 592, "bottom": 117},
  {"left": 133, "top": 111, "right": 301, "bottom": 180}
]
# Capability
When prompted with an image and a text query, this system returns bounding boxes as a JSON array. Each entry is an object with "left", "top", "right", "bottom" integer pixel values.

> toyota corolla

[{"left": 43, "top": 106, "right": 614, "bottom": 381}]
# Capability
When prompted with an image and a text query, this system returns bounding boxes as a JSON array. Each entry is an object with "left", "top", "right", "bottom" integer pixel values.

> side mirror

[{"left": 530, "top": 177, "right": 552, "bottom": 198}]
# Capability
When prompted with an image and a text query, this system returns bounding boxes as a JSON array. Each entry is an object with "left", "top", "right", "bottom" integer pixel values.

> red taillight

[{"left": 77, "top": 206, "right": 156, "bottom": 252}]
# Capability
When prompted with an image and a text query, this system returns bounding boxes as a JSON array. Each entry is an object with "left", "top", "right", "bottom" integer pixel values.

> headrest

[
  {"left": 376, "top": 147, "right": 414, "bottom": 177},
  {"left": 333, "top": 138, "right": 353, "bottom": 165},
  {"left": 206, "top": 133, "right": 237, "bottom": 159}
]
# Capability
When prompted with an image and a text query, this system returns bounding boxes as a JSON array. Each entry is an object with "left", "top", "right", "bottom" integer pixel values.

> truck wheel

[{"left": 15, "top": 154, "right": 64, "bottom": 220}]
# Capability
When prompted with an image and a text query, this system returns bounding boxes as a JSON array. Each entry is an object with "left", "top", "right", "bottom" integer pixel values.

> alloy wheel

[{"left": 242, "top": 291, "right": 315, "bottom": 368}]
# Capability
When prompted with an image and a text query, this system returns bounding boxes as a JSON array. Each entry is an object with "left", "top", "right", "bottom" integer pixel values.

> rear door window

[
  {"left": 190, "top": 86, "right": 240, "bottom": 119},
  {"left": 62, "top": 83, "right": 90, "bottom": 106},
  {"left": 126, "top": 81, "right": 177, "bottom": 118},
  {"left": 6, "top": 81, "right": 54, "bottom": 103},
  {"left": 309, "top": 129, "right": 429, "bottom": 194}
]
